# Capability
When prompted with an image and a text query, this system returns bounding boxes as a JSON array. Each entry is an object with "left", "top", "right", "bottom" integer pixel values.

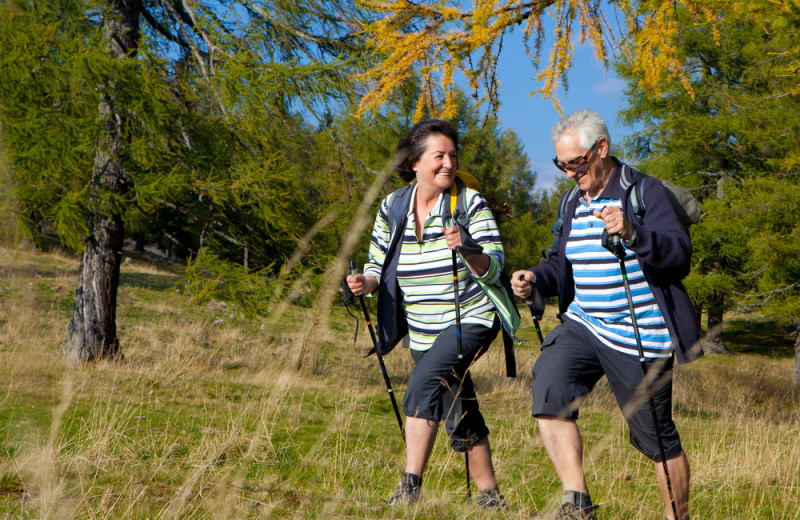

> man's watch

[{"left": 622, "top": 229, "right": 637, "bottom": 247}]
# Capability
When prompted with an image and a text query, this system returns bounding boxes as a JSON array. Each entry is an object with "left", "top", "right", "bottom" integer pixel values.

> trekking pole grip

[
  {"left": 519, "top": 273, "right": 545, "bottom": 344},
  {"left": 601, "top": 229, "right": 626, "bottom": 260}
]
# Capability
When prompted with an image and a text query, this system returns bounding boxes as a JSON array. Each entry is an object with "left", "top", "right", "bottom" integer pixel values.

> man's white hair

[{"left": 550, "top": 109, "right": 611, "bottom": 151}]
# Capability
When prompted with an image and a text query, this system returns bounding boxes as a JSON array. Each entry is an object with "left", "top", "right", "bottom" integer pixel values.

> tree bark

[
  {"left": 703, "top": 290, "right": 729, "bottom": 354},
  {"left": 792, "top": 324, "right": 800, "bottom": 387},
  {"left": 62, "top": 0, "right": 140, "bottom": 363}
]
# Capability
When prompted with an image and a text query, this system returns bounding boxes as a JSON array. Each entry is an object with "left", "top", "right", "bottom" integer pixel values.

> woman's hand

[
  {"left": 511, "top": 269, "right": 536, "bottom": 299},
  {"left": 442, "top": 225, "right": 462, "bottom": 250},
  {"left": 443, "top": 225, "right": 491, "bottom": 277},
  {"left": 346, "top": 273, "right": 378, "bottom": 297},
  {"left": 593, "top": 206, "right": 634, "bottom": 241}
]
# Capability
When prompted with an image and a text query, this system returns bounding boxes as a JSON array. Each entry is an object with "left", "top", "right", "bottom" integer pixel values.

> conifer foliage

[
  {"left": 357, "top": 1, "right": 800, "bottom": 118},
  {"left": 617, "top": 2, "right": 800, "bottom": 371},
  {"left": 0, "top": 0, "right": 368, "bottom": 362}
]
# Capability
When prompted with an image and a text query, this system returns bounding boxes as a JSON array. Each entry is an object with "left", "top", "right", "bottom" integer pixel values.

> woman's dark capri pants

[
  {"left": 531, "top": 316, "right": 683, "bottom": 462},
  {"left": 404, "top": 316, "right": 500, "bottom": 452}
]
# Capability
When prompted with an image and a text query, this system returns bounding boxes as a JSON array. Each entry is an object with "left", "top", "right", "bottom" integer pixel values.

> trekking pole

[
  {"left": 349, "top": 261, "right": 405, "bottom": 444},
  {"left": 450, "top": 250, "right": 471, "bottom": 502},
  {"left": 601, "top": 231, "right": 679, "bottom": 520},
  {"left": 451, "top": 251, "right": 464, "bottom": 361},
  {"left": 518, "top": 273, "right": 545, "bottom": 345}
]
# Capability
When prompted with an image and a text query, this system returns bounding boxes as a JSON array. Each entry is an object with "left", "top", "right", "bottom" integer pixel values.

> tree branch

[
  {"left": 139, "top": 4, "right": 192, "bottom": 51},
  {"left": 733, "top": 282, "right": 800, "bottom": 312}
]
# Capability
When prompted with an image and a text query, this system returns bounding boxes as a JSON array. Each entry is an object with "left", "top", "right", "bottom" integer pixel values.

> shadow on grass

[
  {"left": 1, "top": 262, "right": 181, "bottom": 293},
  {"left": 0, "top": 264, "right": 79, "bottom": 279},
  {"left": 119, "top": 271, "right": 182, "bottom": 292},
  {"left": 724, "top": 318, "right": 796, "bottom": 358}
]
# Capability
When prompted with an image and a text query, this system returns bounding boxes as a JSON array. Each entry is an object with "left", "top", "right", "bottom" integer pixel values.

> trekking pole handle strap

[
  {"left": 518, "top": 273, "right": 545, "bottom": 318},
  {"left": 601, "top": 229, "right": 627, "bottom": 260}
]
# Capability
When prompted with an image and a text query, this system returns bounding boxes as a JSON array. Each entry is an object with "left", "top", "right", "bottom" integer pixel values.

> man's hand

[
  {"left": 511, "top": 269, "right": 536, "bottom": 299},
  {"left": 593, "top": 206, "right": 634, "bottom": 242}
]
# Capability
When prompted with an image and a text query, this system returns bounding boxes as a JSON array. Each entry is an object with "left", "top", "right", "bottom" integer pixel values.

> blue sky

[{"left": 489, "top": 29, "right": 630, "bottom": 191}]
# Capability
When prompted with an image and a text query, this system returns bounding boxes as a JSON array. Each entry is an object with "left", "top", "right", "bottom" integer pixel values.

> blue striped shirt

[
  {"left": 364, "top": 184, "right": 502, "bottom": 351},
  {"left": 564, "top": 195, "right": 672, "bottom": 358}
]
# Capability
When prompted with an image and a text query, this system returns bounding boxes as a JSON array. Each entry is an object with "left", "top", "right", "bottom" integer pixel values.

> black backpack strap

[
  {"left": 619, "top": 163, "right": 647, "bottom": 225},
  {"left": 377, "top": 183, "right": 415, "bottom": 355},
  {"left": 503, "top": 328, "right": 516, "bottom": 378},
  {"left": 548, "top": 185, "right": 580, "bottom": 256},
  {"left": 341, "top": 263, "right": 360, "bottom": 347},
  {"left": 387, "top": 183, "right": 414, "bottom": 242},
  {"left": 619, "top": 163, "right": 643, "bottom": 223},
  {"left": 632, "top": 180, "right": 646, "bottom": 225},
  {"left": 497, "top": 268, "right": 519, "bottom": 378}
]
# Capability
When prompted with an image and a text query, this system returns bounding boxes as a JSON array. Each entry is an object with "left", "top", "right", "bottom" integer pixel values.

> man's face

[{"left": 554, "top": 132, "right": 608, "bottom": 198}]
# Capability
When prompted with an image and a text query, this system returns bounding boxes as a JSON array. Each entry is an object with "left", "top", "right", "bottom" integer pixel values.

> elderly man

[{"left": 512, "top": 109, "right": 701, "bottom": 520}]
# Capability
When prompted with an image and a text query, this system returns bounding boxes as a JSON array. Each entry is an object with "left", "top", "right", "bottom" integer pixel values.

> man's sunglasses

[{"left": 552, "top": 138, "right": 601, "bottom": 173}]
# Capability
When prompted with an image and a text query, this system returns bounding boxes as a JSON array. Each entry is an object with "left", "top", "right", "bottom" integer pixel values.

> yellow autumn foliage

[{"left": 355, "top": 0, "right": 799, "bottom": 116}]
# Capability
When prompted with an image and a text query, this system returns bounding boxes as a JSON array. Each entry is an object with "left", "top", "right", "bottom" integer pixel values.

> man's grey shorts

[{"left": 531, "top": 316, "right": 683, "bottom": 462}]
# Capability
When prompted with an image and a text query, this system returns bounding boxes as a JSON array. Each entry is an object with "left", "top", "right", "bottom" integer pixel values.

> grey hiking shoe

[
  {"left": 387, "top": 473, "right": 421, "bottom": 506},
  {"left": 476, "top": 487, "right": 507, "bottom": 510},
  {"left": 530, "top": 502, "right": 599, "bottom": 519}
]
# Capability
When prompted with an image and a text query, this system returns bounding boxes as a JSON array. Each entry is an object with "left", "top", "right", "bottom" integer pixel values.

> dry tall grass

[{"left": 1, "top": 247, "right": 799, "bottom": 519}]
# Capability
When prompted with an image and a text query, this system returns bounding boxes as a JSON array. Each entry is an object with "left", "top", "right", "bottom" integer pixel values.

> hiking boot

[
  {"left": 476, "top": 487, "right": 507, "bottom": 510},
  {"left": 386, "top": 473, "right": 421, "bottom": 506},
  {"left": 529, "top": 502, "right": 599, "bottom": 519}
]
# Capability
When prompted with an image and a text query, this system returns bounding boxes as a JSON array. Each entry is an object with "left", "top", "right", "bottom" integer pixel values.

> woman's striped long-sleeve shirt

[{"left": 364, "top": 183, "right": 504, "bottom": 351}]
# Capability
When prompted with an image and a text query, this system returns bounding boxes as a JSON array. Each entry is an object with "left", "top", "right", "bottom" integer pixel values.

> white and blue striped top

[
  {"left": 364, "top": 184, "right": 502, "bottom": 351},
  {"left": 564, "top": 195, "right": 673, "bottom": 358}
]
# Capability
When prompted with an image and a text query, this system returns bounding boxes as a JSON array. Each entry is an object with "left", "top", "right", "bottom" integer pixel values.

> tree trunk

[
  {"left": 694, "top": 303, "right": 702, "bottom": 330},
  {"left": 703, "top": 290, "right": 729, "bottom": 354},
  {"left": 62, "top": 0, "right": 140, "bottom": 363},
  {"left": 792, "top": 325, "right": 800, "bottom": 387}
]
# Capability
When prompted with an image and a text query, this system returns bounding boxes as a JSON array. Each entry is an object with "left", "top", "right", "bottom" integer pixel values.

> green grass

[{"left": 0, "top": 247, "right": 799, "bottom": 519}]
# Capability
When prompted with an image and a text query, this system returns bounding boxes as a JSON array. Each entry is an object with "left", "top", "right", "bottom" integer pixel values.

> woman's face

[{"left": 412, "top": 133, "right": 458, "bottom": 194}]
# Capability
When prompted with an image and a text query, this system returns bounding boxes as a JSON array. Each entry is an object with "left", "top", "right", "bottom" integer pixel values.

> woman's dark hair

[{"left": 393, "top": 119, "right": 459, "bottom": 182}]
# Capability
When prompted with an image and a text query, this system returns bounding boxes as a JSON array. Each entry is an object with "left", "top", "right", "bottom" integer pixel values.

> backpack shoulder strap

[
  {"left": 443, "top": 170, "right": 480, "bottom": 225},
  {"left": 377, "top": 183, "right": 415, "bottom": 355},
  {"left": 387, "top": 183, "right": 415, "bottom": 245},
  {"left": 631, "top": 180, "right": 646, "bottom": 225},
  {"left": 619, "top": 163, "right": 647, "bottom": 225},
  {"left": 457, "top": 178, "right": 470, "bottom": 224},
  {"left": 442, "top": 176, "right": 471, "bottom": 228},
  {"left": 548, "top": 185, "right": 580, "bottom": 255}
]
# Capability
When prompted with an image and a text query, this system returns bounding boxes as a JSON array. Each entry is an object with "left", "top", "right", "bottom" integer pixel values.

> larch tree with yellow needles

[{"left": 356, "top": 0, "right": 800, "bottom": 118}]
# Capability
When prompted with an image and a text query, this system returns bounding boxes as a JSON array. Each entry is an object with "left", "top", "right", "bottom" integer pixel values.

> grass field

[{"left": 1, "top": 247, "right": 799, "bottom": 519}]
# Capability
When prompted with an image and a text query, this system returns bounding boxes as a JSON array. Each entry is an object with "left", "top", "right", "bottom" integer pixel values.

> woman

[{"left": 346, "top": 119, "right": 507, "bottom": 509}]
